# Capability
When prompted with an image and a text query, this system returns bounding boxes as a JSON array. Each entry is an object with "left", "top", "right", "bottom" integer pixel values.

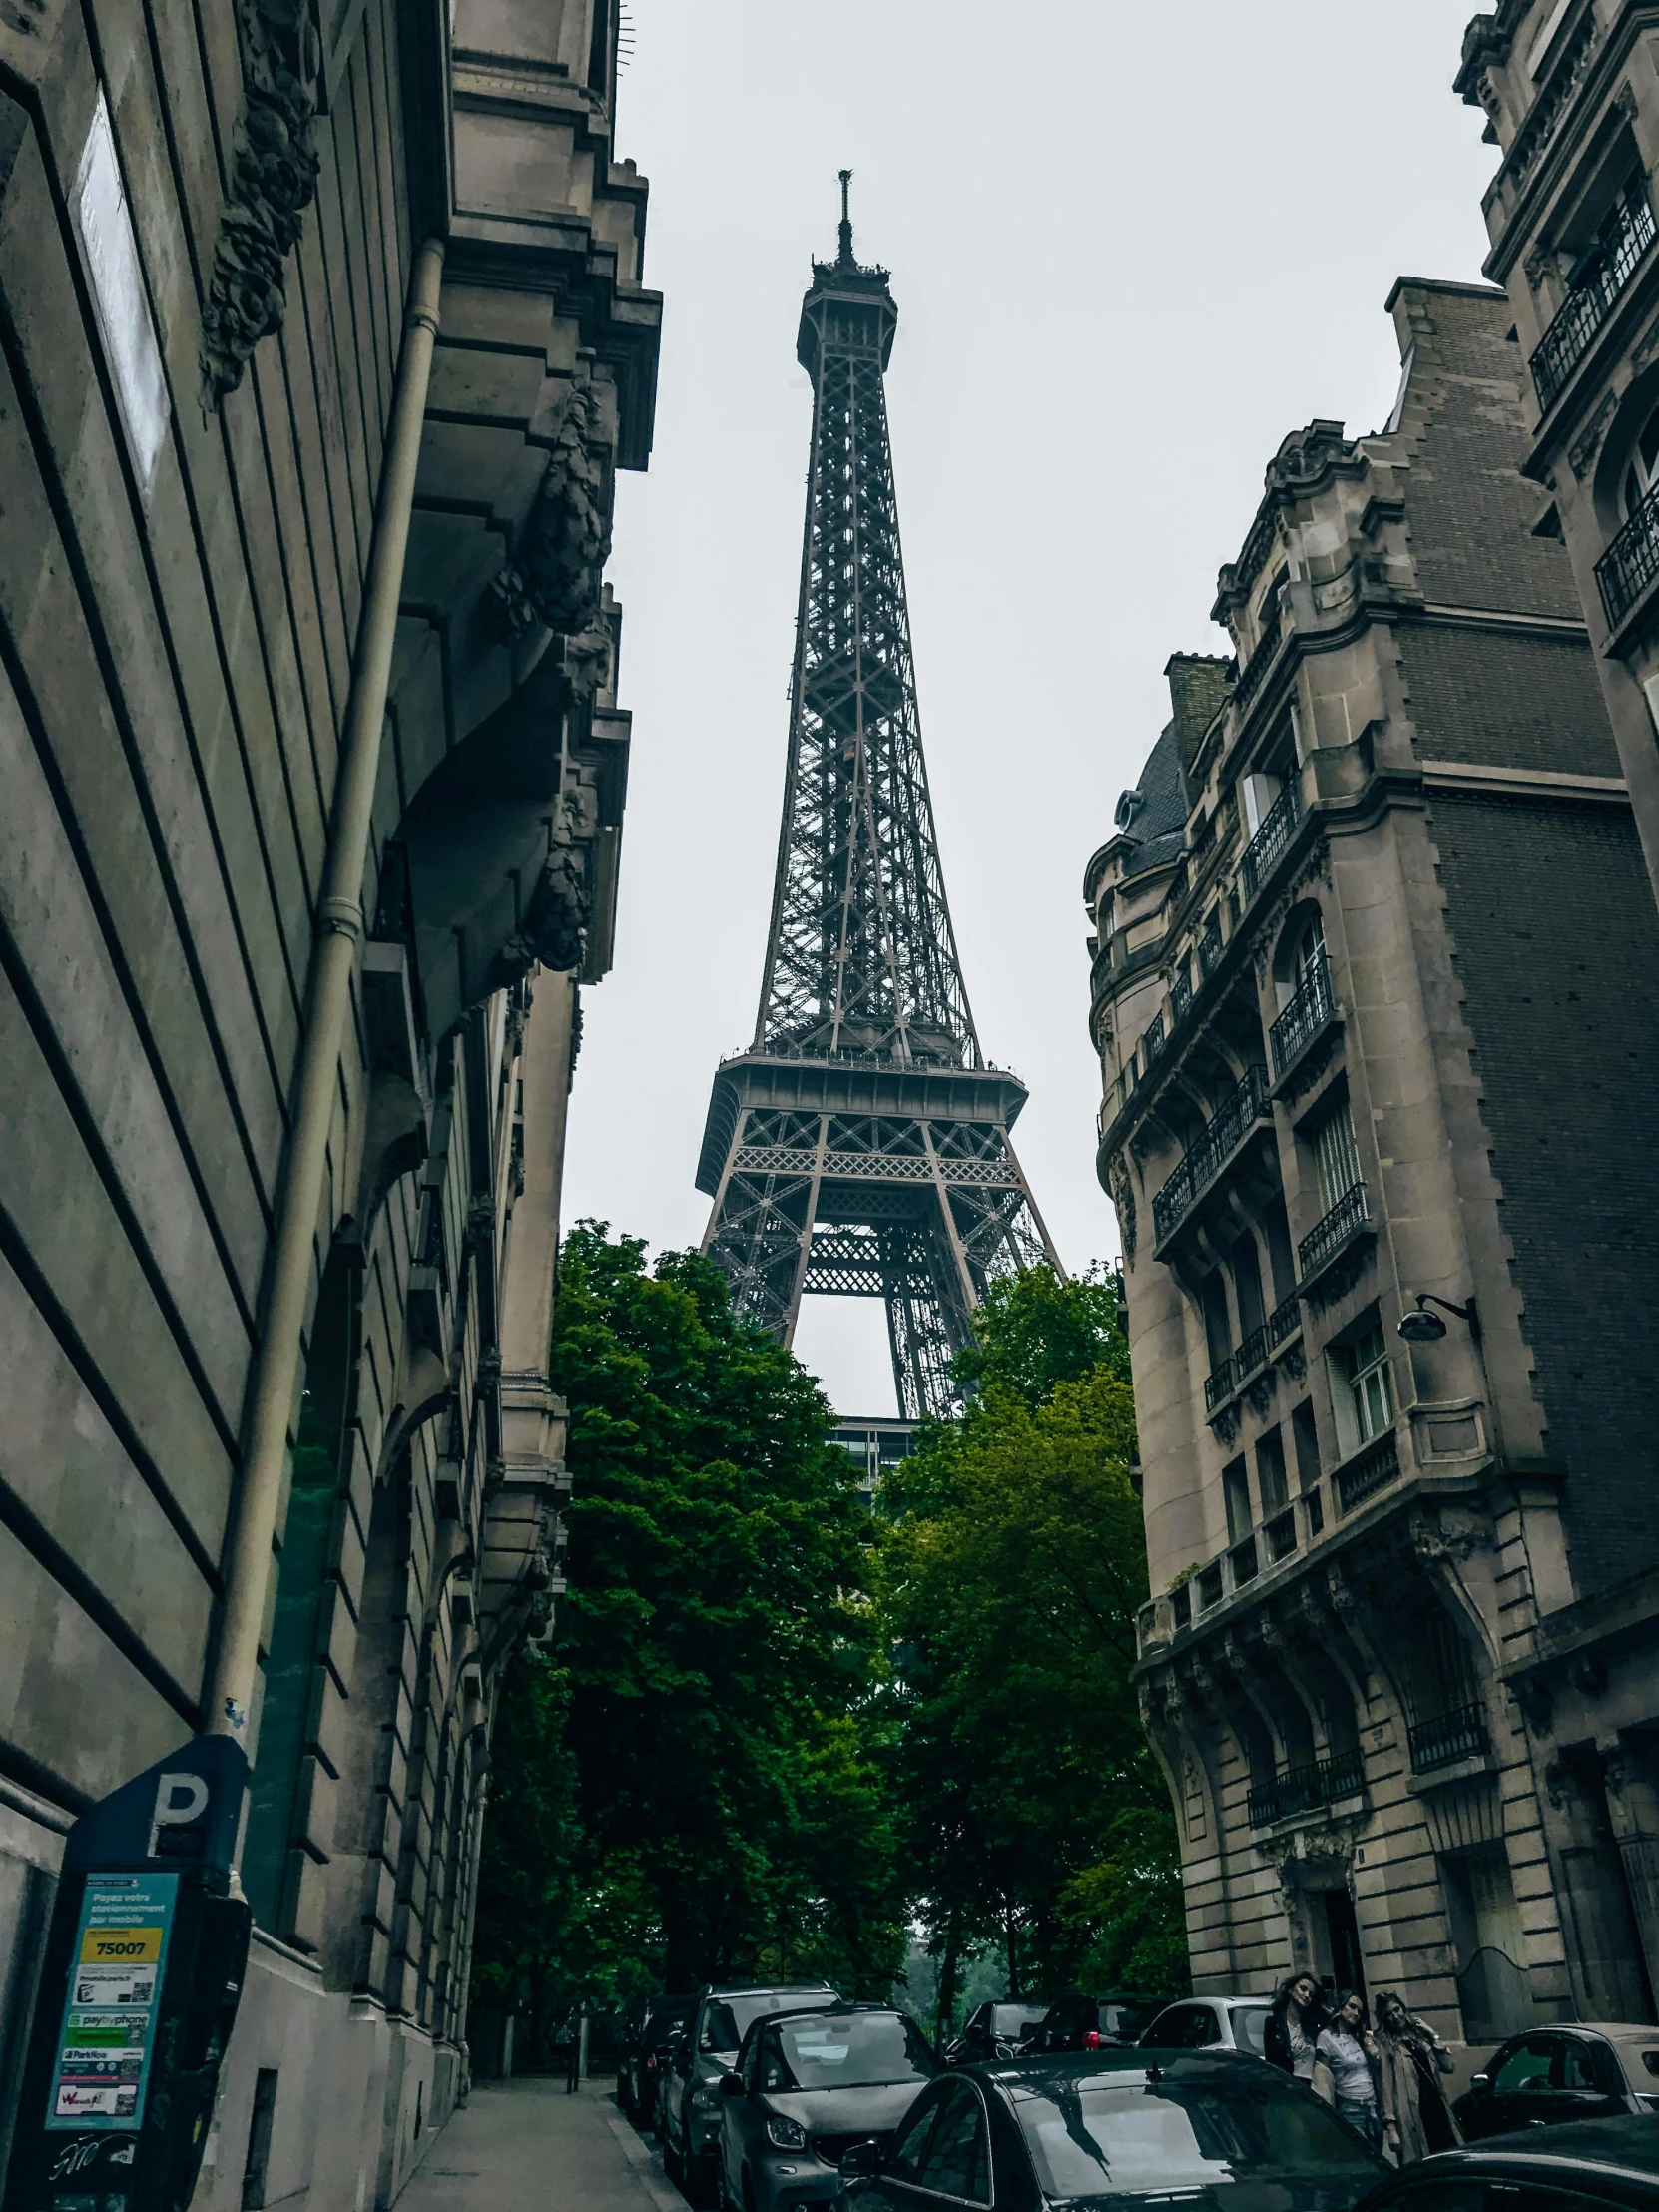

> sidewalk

[{"left": 398, "top": 2078, "right": 684, "bottom": 2212}]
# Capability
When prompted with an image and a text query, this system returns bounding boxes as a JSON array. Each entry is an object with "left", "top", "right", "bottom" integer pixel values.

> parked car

[
  {"left": 1023, "top": 1992, "right": 1167, "bottom": 2053},
  {"left": 651, "top": 2021, "right": 688, "bottom": 2140},
  {"left": 619, "top": 1991, "right": 694, "bottom": 2129},
  {"left": 831, "top": 2048, "right": 1385, "bottom": 2212},
  {"left": 719, "top": 2003, "right": 936, "bottom": 2212},
  {"left": 1356, "top": 2113, "right": 1659, "bottom": 2212},
  {"left": 1140, "top": 1993, "right": 1273, "bottom": 2058},
  {"left": 945, "top": 2001, "right": 1049, "bottom": 2067},
  {"left": 664, "top": 1981, "right": 840, "bottom": 2205},
  {"left": 1453, "top": 2022, "right": 1659, "bottom": 2140}
]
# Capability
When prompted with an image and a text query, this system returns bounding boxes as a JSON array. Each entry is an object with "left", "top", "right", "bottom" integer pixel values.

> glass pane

[{"left": 919, "top": 2087, "right": 989, "bottom": 2202}]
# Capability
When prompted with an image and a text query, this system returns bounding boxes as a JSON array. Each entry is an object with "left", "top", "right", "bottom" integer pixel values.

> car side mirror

[
  {"left": 839, "top": 2141, "right": 880, "bottom": 2180},
  {"left": 719, "top": 2073, "right": 745, "bottom": 2098}
]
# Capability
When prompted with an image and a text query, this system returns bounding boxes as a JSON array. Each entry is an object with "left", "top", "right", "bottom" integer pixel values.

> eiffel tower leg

[{"left": 700, "top": 1105, "right": 820, "bottom": 1342}]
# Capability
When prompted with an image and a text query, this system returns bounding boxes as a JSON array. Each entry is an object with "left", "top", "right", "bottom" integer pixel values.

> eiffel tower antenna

[{"left": 696, "top": 188, "right": 1059, "bottom": 1419}]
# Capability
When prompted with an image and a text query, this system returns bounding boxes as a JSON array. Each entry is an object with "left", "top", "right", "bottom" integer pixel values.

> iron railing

[
  {"left": 1204, "top": 1353, "right": 1240, "bottom": 1414},
  {"left": 1141, "top": 1013, "right": 1164, "bottom": 1067},
  {"left": 1198, "top": 912, "right": 1225, "bottom": 979},
  {"left": 1299, "top": 1180, "right": 1368, "bottom": 1279},
  {"left": 1264, "top": 1506, "right": 1298, "bottom": 1563},
  {"left": 1197, "top": 1562, "right": 1224, "bottom": 1612},
  {"left": 1241, "top": 784, "right": 1301, "bottom": 902},
  {"left": 1206, "top": 1306, "right": 1294, "bottom": 1415},
  {"left": 1152, "top": 1065, "right": 1271, "bottom": 1246},
  {"left": 1230, "top": 1534, "right": 1259, "bottom": 1587},
  {"left": 1334, "top": 1428, "right": 1400, "bottom": 1515},
  {"left": 1271, "top": 952, "right": 1335, "bottom": 1078},
  {"left": 1268, "top": 1293, "right": 1300, "bottom": 1348},
  {"left": 1408, "top": 1701, "right": 1489, "bottom": 1774},
  {"left": 1597, "top": 480, "right": 1659, "bottom": 631},
  {"left": 1247, "top": 1782, "right": 1283, "bottom": 1829},
  {"left": 1171, "top": 970, "right": 1193, "bottom": 1026},
  {"left": 1249, "top": 1750, "right": 1368, "bottom": 1829},
  {"left": 1320, "top": 1746, "right": 1365, "bottom": 1800},
  {"left": 1531, "top": 185, "right": 1657, "bottom": 413}
]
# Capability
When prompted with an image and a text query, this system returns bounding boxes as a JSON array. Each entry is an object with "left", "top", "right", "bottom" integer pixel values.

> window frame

[{"left": 899, "top": 2078, "right": 995, "bottom": 2207}]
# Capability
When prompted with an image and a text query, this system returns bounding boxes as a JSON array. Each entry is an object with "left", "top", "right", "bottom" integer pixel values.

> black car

[
  {"left": 664, "top": 1981, "right": 840, "bottom": 2205},
  {"left": 1024, "top": 1992, "right": 1167, "bottom": 2053},
  {"left": 719, "top": 2003, "right": 936, "bottom": 2212},
  {"left": 1356, "top": 2114, "right": 1659, "bottom": 2212},
  {"left": 1454, "top": 2024, "right": 1659, "bottom": 2140},
  {"left": 832, "top": 2048, "right": 1385, "bottom": 2212},
  {"left": 946, "top": 2003, "right": 1049, "bottom": 2068},
  {"left": 619, "top": 1991, "right": 694, "bottom": 2128}
]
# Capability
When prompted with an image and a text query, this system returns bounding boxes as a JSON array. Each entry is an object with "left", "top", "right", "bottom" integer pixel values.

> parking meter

[{"left": 2, "top": 1736, "right": 251, "bottom": 2212}]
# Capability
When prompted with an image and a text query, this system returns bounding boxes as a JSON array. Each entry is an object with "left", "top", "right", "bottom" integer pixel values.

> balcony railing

[
  {"left": 1198, "top": 912, "right": 1225, "bottom": 979},
  {"left": 1204, "top": 1352, "right": 1240, "bottom": 1414},
  {"left": 1298, "top": 1180, "right": 1368, "bottom": 1280},
  {"left": 1240, "top": 784, "right": 1300, "bottom": 902},
  {"left": 1334, "top": 1429, "right": 1400, "bottom": 1515},
  {"left": 1249, "top": 1749, "right": 1369, "bottom": 1829},
  {"left": 1197, "top": 1562, "right": 1224, "bottom": 1612},
  {"left": 1230, "top": 1534, "right": 1259, "bottom": 1587},
  {"left": 1270, "top": 952, "right": 1335, "bottom": 1079},
  {"left": 1264, "top": 1506, "right": 1298, "bottom": 1563},
  {"left": 1205, "top": 1305, "right": 1295, "bottom": 1414},
  {"left": 1141, "top": 1013, "right": 1164, "bottom": 1067},
  {"left": 1408, "top": 1701, "right": 1489, "bottom": 1774},
  {"left": 1531, "top": 186, "right": 1657, "bottom": 413},
  {"left": 1597, "top": 480, "right": 1659, "bottom": 631},
  {"left": 1171, "top": 970, "right": 1193, "bottom": 1026},
  {"left": 1268, "top": 1293, "right": 1300, "bottom": 1348},
  {"left": 1152, "top": 1065, "right": 1271, "bottom": 1246}
]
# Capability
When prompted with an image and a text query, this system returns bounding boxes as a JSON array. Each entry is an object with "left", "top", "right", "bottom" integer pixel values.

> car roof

[
  {"left": 970, "top": 2048, "right": 1272, "bottom": 2091},
  {"left": 1498, "top": 2022, "right": 1659, "bottom": 2039},
  {"left": 1155, "top": 1994, "right": 1270, "bottom": 2009},
  {"left": 700, "top": 1981, "right": 836, "bottom": 1998},
  {"left": 1423, "top": 2113, "right": 1659, "bottom": 2177}
]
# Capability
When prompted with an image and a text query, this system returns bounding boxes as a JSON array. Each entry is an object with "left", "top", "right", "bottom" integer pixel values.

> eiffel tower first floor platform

[{"left": 696, "top": 1052, "right": 1058, "bottom": 1419}]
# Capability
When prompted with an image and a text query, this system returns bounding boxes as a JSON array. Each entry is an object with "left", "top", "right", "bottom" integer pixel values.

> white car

[{"left": 1140, "top": 1995, "right": 1273, "bottom": 2058}]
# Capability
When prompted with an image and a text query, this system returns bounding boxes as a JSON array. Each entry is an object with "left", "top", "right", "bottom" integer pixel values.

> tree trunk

[{"left": 935, "top": 1909, "right": 960, "bottom": 2058}]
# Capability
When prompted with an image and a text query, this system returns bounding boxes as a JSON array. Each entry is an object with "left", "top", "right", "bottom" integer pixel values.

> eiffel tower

[{"left": 696, "top": 177, "right": 1058, "bottom": 1419}]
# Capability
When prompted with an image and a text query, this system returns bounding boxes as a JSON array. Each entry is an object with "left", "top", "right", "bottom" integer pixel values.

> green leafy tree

[{"left": 878, "top": 1266, "right": 1186, "bottom": 2015}]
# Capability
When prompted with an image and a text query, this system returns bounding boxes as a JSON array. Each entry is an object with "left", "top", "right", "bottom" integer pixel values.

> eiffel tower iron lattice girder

[{"left": 698, "top": 181, "right": 1058, "bottom": 1420}]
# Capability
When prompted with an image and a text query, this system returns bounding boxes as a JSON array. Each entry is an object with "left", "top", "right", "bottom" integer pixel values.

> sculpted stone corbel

[
  {"left": 1107, "top": 1152, "right": 1138, "bottom": 1262},
  {"left": 483, "top": 792, "right": 591, "bottom": 994},
  {"left": 489, "top": 383, "right": 613, "bottom": 641},
  {"left": 202, "top": 0, "right": 323, "bottom": 402}
]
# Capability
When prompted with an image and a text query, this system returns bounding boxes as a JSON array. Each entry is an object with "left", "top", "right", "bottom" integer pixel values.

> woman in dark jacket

[{"left": 1264, "top": 1972, "right": 1325, "bottom": 2081}]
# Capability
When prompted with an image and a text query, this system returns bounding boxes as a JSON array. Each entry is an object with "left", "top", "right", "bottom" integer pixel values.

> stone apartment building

[
  {"left": 0, "top": 3, "right": 656, "bottom": 2207},
  {"left": 1452, "top": 0, "right": 1659, "bottom": 2035},
  {"left": 1087, "top": 279, "right": 1659, "bottom": 2036}
]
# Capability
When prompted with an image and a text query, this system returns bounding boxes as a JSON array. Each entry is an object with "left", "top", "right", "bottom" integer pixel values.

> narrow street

[{"left": 399, "top": 2082, "right": 683, "bottom": 2212}]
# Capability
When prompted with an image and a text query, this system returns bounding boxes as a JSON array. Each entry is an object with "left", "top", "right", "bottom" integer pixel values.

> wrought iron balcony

[
  {"left": 1408, "top": 1700, "right": 1489, "bottom": 1774},
  {"left": 1152, "top": 1065, "right": 1272, "bottom": 1247},
  {"left": 1270, "top": 952, "right": 1335, "bottom": 1079},
  {"left": 1334, "top": 1428, "right": 1400, "bottom": 1515},
  {"left": 1247, "top": 1781, "right": 1283, "bottom": 1829},
  {"left": 1240, "top": 784, "right": 1300, "bottom": 903},
  {"left": 1298, "top": 1180, "right": 1368, "bottom": 1280},
  {"left": 1264, "top": 1505, "right": 1298, "bottom": 1563},
  {"left": 1597, "top": 481, "right": 1659, "bottom": 631},
  {"left": 1230, "top": 1534, "right": 1259, "bottom": 1587},
  {"left": 1248, "top": 1750, "right": 1367, "bottom": 1829},
  {"left": 1204, "top": 1352, "right": 1240, "bottom": 1414},
  {"left": 1141, "top": 1012, "right": 1164, "bottom": 1067},
  {"left": 1531, "top": 186, "right": 1657, "bottom": 413},
  {"left": 1198, "top": 912, "right": 1224, "bottom": 979},
  {"left": 1268, "top": 1293, "right": 1300, "bottom": 1348},
  {"left": 1319, "top": 1746, "right": 1365, "bottom": 1800},
  {"left": 1205, "top": 1307, "right": 1294, "bottom": 1415},
  {"left": 1171, "top": 970, "right": 1193, "bottom": 1026},
  {"left": 1197, "top": 1562, "right": 1224, "bottom": 1612}
]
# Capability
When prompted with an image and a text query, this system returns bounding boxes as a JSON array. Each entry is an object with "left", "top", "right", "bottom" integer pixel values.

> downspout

[{"left": 207, "top": 237, "right": 446, "bottom": 1742}]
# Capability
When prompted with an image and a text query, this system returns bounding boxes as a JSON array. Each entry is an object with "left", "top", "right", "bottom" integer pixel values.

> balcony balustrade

[
  {"left": 1141, "top": 1012, "right": 1164, "bottom": 1067},
  {"left": 1531, "top": 184, "right": 1657, "bottom": 413},
  {"left": 1407, "top": 1700, "right": 1489, "bottom": 1774},
  {"left": 1298, "top": 1180, "right": 1368, "bottom": 1280},
  {"left": 1264, "top": 1506, "right": 1298, "bottom": 1563},
  {"left": 1230, "top": 1534, "right": 1259, "bottom": 1587},
  {"left": 1597, "top": 481, "right": 1659, "bottom": 631},
  {"left": 1197, "top": 1562, "right": 1224, "bottom": 1612},
  {"left": 1198, "top": 913, "right": 1224, "bottom": 979},
  {"left": 1240, "top": 784, "right": 1300, "bottom": 902},
  {"left": 1319, "top": 1746, "right": 1365, "bottom": 1799},
  {"left": 1152, "top": 1065, "right": 1271, "bottom": 1247},
  {"left": 1334, "top": 1428, "right": 1400, "bottom": 1515},
  {"left": 1270, "top": 952, "right": 1335, "bottom": 1079},
  {"left": 1248, "top": 1748, "right": 1368, "bottom": 1829},
  {"left": 1205, "top": 1308, "right": 1291, "bottom": 1414},
  {"left": 1268, "top": 1293, "right": 1300, "bottom": 1348},
  {"left": 1171, "top": 970, "right": 1193, "bottom": 1025}
]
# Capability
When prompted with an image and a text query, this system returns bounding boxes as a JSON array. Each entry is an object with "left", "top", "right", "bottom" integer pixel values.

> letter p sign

[{"left": 148, "top": 1772, "right": 210, "bottom": 1859}]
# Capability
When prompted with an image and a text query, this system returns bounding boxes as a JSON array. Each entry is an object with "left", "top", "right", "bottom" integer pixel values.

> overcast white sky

[{"left": 564, "top": 0, "right": 1501, "bottom": 1417}]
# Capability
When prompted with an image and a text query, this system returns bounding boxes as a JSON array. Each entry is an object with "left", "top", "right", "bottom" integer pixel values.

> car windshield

[
  {"left": 1231, "top": 2008, "right": 1269, "bottom": 2057},
  {"left": 646, "top": 2009, "right": 691, "bottom": 2050},
  {"left": 1099, "top": 2003, "right": 1161, "bottom": 2043},
  {"left": 994, "top": 2005, "right": 1044, "bottom": 2039},
  {"left": 766, "top": 2012, "right": 934, "bottom": 2090},
  {"left": 703, "top": 1991, "right": 836, "bottom": 2052},
  {"left": 1011, "top": 2068, "right": 1382, "bottom": 2200}
]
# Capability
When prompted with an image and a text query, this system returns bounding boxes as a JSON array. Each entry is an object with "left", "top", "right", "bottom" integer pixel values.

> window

[
  {"left": 889, "top": 2088, "right": 946, "bottom": 2183},
  {"left": 915, "top": 2083, "right": 990, "bottom": 2203},
  {"left": 1222, "top": 1458, "right": 1252, "bottom": 1544},
  {"left": 1291, "top": 1401, "right": 1322, "bottom": 1490},
  {"left": 1330, "top": 1323, "right": 1393, "bottom": 1458},
  {"left": 1313, "top": 1101, "right": 1362, "bottom": 1213},
  {"left": 1622, "top": 402, "right": 1659, "bottom": 518},
  {"left": 1256, "top": 1429, "right": 1289, "bottom": 1515},
  {"left": 1492, "top": 2036, "right": 1560, "bottom": 2095}
]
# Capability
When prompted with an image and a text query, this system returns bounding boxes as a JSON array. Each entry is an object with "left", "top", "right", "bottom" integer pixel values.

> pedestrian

[
  {"left": 1314, "top": 1990, "right": 1382, "bottom": 2148},
  {"left": 1264, "top": 1972, "right": 1326, "bottom": 2081},
  {"left": 1374, "top": 1990, "right": 1459, "bottom": 2165}
]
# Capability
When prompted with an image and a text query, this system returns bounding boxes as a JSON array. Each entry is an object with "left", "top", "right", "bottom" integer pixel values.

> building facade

[
  {"left": 0, "top": 2, "right": 657, "bottom": 2207},
  {"left": 1089, "top": 280, "right": 1659, "bottom": 2039}
]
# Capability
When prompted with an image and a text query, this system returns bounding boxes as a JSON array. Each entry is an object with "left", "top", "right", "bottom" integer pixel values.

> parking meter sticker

[{"left": 46, "top": 1875, "right": 177, "bottom": 2133}]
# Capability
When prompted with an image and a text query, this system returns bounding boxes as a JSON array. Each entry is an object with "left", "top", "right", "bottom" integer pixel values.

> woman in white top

[{"left": 1315, "top": 1990, "right": 1382, "bottom": 2149}]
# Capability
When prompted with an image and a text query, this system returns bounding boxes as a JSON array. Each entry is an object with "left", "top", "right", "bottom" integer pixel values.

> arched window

[
  {"left": 1291, "top": 913, "right": 1326, "bottom": 990},
  {"left": 1622, "top": 402, "right": 1659, "bottom": 517}
]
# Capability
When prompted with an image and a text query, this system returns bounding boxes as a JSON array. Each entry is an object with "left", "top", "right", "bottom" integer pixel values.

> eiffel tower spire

[{"left": 697, "top": 186, "right": 1058, "bottom": 1418}]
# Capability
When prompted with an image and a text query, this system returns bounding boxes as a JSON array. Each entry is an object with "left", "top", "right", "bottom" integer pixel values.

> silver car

[
  {"left": 1140, "top": 1994, "right": 1273, "bottom": 2057},
  {"left": 718, "top": 2004, "right": 935, "bottom": 2212}
]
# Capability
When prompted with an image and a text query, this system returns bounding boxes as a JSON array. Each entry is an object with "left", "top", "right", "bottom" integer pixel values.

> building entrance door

[{"left": 1321, "top": 1888, "right": 1366, "bottom": 1995}]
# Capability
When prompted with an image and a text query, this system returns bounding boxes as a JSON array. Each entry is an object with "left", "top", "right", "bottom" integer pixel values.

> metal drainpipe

[{"left": 207, "top": 237, "right": 446, "bottom": 1742}]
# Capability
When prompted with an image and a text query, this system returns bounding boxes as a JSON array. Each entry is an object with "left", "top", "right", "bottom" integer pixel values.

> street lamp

[{"left": 1398, "top": 1293, "right": 1481, "bottom": 1345}]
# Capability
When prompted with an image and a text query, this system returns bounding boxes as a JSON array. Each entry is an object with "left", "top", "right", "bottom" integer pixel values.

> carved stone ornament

[
  {"left": 1212, "top": 1403, "right": 1241, "bottom": 1448},
  {"left": 1524, "top": 244, "right": 1555, "bottom": 293},
  {"left": 1303, "top": 1243, "right": 1371, "bottom": 1315},
  {"left": 489, "top": 384, "right": 613, "bottom": 641},
  {"left": 485, "top": 795, "right": 591, "bottom": 993},
  {"left": 202, "top": 0, "right": 323, "bottom": 403},
  {"left": 1108, "top": 1152, "right": 1138, "bottom": 1263},
  {"left": 464, "top": 1193, "right": 497, "bottom": 1253},
  {"left": 1513, "top": 1675, "right": 1552, "bottom": 1735},
  {"left": 1279, "top": 1342, "right": 1308, "bottom": 1383},
  {"left": 1244, "top": 1371, "right": 1278, "bottom": 1419},
  {"left": 1569, "top": 387, "right": 1621, "bottom": 483}
]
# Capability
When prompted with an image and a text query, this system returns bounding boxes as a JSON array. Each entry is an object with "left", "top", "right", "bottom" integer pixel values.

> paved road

[{"left": 399, "top": 2079, "right": 684, "bottom": 2212}]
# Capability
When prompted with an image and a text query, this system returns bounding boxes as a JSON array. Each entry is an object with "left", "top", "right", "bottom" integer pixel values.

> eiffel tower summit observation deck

[{"left": 697, "top": 179, "right": 1058, "bottom": 1420}]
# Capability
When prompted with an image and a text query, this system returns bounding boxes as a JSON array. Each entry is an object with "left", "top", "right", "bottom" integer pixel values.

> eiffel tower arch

[{"left": 697, "top": 177, "right": 1057, "bottom": 1420}]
